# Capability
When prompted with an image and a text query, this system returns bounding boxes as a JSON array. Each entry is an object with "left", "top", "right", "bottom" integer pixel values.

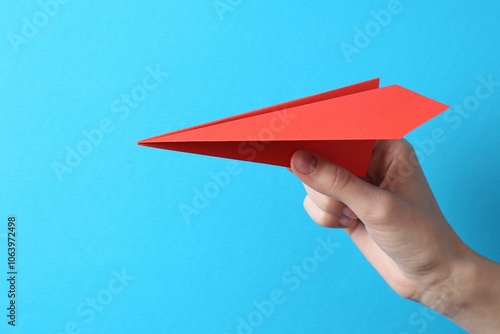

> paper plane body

[{"left": 138, "top": 79, "right": 448, "bottom": 176}]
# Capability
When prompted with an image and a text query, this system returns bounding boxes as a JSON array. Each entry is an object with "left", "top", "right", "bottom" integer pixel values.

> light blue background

[{"left": 1, "top": 1, "right": 499, "bottom": 333}]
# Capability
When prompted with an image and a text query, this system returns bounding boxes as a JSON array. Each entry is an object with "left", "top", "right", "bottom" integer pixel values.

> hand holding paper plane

[{"left": 138, "top": 79, "right": 448, "bottom": 176}]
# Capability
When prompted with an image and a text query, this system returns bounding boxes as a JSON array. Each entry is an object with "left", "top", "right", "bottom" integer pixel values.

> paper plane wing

[{"left": 138, "top": 78, "right": 448, "bottom": 176}]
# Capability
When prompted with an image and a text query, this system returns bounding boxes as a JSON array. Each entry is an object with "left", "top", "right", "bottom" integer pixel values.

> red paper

[{"left": 138, "top": 79, "right": 448, "bottom": 176}]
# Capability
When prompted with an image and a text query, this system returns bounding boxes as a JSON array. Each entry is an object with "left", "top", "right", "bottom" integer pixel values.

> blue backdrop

[{"left": 1, "top": 1, "right": 499, "bottom": 333}]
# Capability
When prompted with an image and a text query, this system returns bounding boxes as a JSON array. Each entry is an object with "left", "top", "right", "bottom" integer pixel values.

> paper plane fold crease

[{"left": 138, "top": 78, "right": 449, "bottom": 176}]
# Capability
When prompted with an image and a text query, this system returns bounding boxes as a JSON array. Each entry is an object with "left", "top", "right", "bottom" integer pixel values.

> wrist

[{"left": 424, "top": 247, "right": 500, "bottom": 332}]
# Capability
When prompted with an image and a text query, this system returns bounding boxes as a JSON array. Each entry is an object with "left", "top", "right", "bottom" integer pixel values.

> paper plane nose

[{"left": 137, "top": 139, "right": 154, "bottom": 146}]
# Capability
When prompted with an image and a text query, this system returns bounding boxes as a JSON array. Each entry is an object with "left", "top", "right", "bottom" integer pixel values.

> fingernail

[
  {"left": 342, "top": 207, "right": 358, "bottom": 220},
  {"left": 294, "top": 151, "right": 317, "bottom": 175},
  {"left": 339, "top": 217, "right": 354, "bottom": 227}
]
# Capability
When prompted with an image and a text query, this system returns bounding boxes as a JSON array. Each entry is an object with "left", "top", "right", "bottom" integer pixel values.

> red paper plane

[{"left": 138, "top": 79, "right": 448, "bottom": 176}]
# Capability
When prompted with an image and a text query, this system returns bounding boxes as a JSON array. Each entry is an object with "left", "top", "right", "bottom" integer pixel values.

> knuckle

[
  {"left": 321, "top": 163, "right": 353, "bottom": 194},
  {"left": 321, "top": 197, "right": 343, "bottom": 214},
  {"left": 304, "top": 197, "right": 340, "bottom": 228},
  {"left": 315, "top": 210, "right": 339, "bottom": 228},
  {"left": 396, "top": 139, "right": 416, "bottom": 157}
]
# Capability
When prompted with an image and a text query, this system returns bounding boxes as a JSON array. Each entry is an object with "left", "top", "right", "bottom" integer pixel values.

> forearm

[{"left": 425, "top": 249, "right": 500, "bottom": 333}]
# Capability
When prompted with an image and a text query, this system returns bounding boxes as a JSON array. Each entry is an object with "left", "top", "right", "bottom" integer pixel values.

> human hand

[{"left": 290, "top": 139, "right": 500, "bottom": 333}]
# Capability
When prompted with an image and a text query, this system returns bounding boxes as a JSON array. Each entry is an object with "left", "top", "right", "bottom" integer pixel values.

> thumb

[{"left": 291, "top": 150, "right": 389, "bottom": 221}]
